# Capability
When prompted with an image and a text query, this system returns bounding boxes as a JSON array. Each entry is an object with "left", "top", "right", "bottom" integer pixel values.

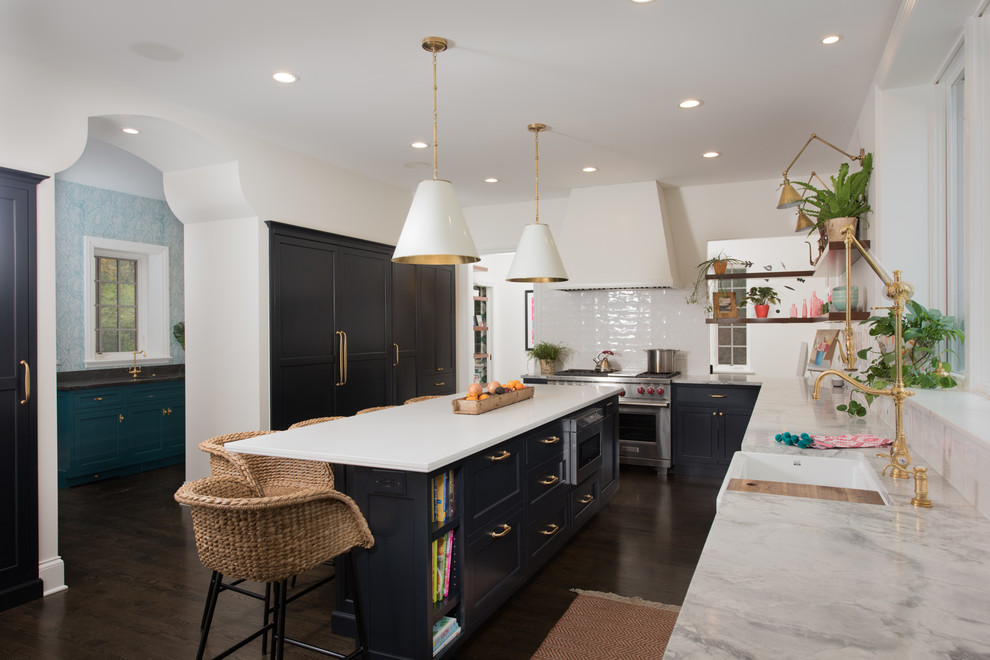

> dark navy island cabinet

[
  {"left": 339, "top": 396, "right": 618, "bottom": 660},
  {"left": 57, "top": 381, "right": 185, "bottom": 488}
]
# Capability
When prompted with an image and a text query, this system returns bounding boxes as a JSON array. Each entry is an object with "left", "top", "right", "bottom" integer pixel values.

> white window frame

[
  {"left": 709, "top": 269, "right": 752, "bottom": 374},
  {"left": 84, "top": 236, "right": 170, "bottom": 367}
]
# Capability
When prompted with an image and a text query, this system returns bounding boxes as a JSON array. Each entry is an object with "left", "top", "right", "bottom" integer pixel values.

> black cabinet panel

[
  {"left": 464, "top": 438, "right": 524, "bottom": 534},
  {"left": 464, "top": 506, "right": 524, "bottom": 629},
  {"left": 0, "top": 167, "right": 45, "bottom": 612},
  {"left": 672, "top": 384, "right": 760, "bottom": 479},
  {"left": 391, "top": 262, "right": 419, "bottom": 404}
]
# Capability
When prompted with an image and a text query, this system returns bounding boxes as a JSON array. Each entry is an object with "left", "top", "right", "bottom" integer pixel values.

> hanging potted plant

[
  {"left": 744, "top": 286, "right": 781, "bottom": 318},
  {"left": 793, "top": 152, "right": 873, "bottom": 250},
  {"left": 527, "top": 341, "right": 569, "bottom": 376},
  {"left": 686, "top": 251, "right": 750, "bottom": 309}
]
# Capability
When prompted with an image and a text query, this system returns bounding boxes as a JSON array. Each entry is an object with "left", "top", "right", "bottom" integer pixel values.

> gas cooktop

[{"left": 550, "top": 369, "right": 679, "bottom": 380}]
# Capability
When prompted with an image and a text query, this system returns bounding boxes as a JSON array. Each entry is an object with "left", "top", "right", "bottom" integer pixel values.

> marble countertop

[
  {"left": 665, "top": 377, "right": 990, "bottom": 658},
  {"left": 226, "top": 384, "right": 621, "bottom": 472},
  {"left": 57, "top": 364, "right": 185, "bottom": 390},
  {"left": 675, "top": 373, "right": 762, "bottom": 387}
]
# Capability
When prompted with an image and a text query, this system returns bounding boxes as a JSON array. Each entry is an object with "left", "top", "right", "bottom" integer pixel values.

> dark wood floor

[{"left": 0, "top": 464, "right": 719, "bottom": 660}]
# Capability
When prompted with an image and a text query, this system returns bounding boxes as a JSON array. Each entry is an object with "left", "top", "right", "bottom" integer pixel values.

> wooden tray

[{"left": 451, "top": 386, "right": 534, "bottom": 415}]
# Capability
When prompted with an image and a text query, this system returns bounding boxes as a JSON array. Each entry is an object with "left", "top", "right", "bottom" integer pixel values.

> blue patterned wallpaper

[{"left": 55, "top": 180, "right": 184, "bottom": 371}]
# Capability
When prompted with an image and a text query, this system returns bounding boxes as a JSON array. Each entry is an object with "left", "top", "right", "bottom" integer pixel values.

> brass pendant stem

[
  {"left": 421, "top": 37, "right": 448, "bottom": 182},
  {"left": 529, "top": 123, "right": 547, "bottom": 224}
]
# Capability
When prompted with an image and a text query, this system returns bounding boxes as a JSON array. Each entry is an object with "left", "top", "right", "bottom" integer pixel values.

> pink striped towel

[{"left": 810, "top": 434, "right": 892, "bottom": 449}]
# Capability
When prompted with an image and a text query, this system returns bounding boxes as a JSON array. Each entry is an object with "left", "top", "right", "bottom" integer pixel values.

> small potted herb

[
  {"left": 744, "top": 286, "right": 780, "bottom": 318},
  {"left": 527, "top": 341, "right": 569, "bottom": 376}
]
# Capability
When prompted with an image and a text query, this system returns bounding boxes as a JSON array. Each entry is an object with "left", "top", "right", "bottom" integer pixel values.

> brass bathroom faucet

[{"left": 130, "top": 349, "right": 146, "bottom": 378}]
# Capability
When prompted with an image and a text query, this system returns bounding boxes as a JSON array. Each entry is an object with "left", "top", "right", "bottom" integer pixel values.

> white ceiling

[{"left": 2, "top": 0, "right": 962, "bottom": 207}]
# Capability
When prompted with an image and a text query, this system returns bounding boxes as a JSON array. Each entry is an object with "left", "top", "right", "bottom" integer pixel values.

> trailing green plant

[
  {"left": 744, "top": 286, "right": 780, "bottom": 307},
  {"left": 172, "top": 321, "right": 185, "bottom": 350},
  {"left": 686, "top": 251, "right": 750, "bottom": 308},
  {"left": 793, "top": 152, "right": 873, "bottom": 232},
  {"left": 836, "top": 300, "right": 963, "bottom": 416},
  {"left": 527, "top": 341, "right": 569, "bottom": 362}
]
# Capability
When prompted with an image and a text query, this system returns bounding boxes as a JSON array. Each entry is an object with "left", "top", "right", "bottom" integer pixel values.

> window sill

[{"left": 906, "top": 388, "right": 990, "bottom": 452}]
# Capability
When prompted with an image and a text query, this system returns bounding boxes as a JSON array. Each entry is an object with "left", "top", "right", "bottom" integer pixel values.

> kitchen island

[
  {"left": 227, "top": 384, "right": 621, "bottom": 660},
  {"left": 664, "top": 378, "right": 990, "bottom": 658}
]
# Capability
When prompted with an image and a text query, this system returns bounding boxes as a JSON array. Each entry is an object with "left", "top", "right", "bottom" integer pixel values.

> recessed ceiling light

[
  {"left": 272, "top": 71, "right": 298, "bottom": 84},
  {"left": 122, "top": 127, "right": 140, "bottom": 135},
  {"left": 678, "top": 99, "right": 703, "bottom": 109},
  {"left": 484, "top": 178, "right": 499, "bottom": 183},
  {"left": 822, "top": 35, "right": 841, "bottom": 45},
  {"left": 629, "top": 0, "right": 656, "bottom": 3},
  {"left": 410, "top": 141, "right": 428, "bottom": 149},
  {"left": 582, "top": 166, "right": 598, "bottom": 173},
  {"left": 703, "top": 151, "right": 720, "bottom": 158}
]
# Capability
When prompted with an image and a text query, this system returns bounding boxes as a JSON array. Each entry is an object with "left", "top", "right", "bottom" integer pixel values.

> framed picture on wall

[
  {"left": 525, "top": 290, "right": 535, "bottom": 350},
  {"left": 713, "top": 291, "right": 738, "bottom": 318}
]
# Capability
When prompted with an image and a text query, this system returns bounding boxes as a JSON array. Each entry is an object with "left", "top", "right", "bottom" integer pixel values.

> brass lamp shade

[
  {"left": 777, "top": 179, "right": 803, "bottom": 209},
  {"left": 795, "top": 209, "right": 815, "bottom": 232}
]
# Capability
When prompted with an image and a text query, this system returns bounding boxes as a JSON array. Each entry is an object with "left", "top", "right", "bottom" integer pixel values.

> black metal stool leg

[
  {"left": 197, "top": 570, "right": 223, "bottom": 660},
  {"left": 275, "top": 579, "right": 289, "bottom": 660},
  {"left": 348, "top": 555, "right": 369, "bottom": 660}
]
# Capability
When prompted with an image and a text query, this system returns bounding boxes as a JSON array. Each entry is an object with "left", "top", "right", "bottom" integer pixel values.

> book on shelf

[
  {"left": 432, "top": 470, "right": 455, "bottom": 524},
  {"left": 432, "top": 616, "right": 460, "bottom": 655},
  {"left": 442, "top": 529, "right": 453, "bottom": 598}
]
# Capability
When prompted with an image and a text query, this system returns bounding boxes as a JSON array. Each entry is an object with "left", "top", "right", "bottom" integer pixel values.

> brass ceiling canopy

[{"left": 422, "top": 37, "right": 448, "bottom": 53}]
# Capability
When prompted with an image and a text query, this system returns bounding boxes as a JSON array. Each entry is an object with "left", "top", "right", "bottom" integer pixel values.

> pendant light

[
  {"left": 506, "top": 123, "right": 568, "bottom": 283},
  {"left": 393, "top": 36, "right": 479, "bottom": 265}
]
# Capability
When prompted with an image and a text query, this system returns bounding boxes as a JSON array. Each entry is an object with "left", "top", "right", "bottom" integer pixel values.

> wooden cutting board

[{"left": 727, "top": 478, "right": 886, "bottom": 505}]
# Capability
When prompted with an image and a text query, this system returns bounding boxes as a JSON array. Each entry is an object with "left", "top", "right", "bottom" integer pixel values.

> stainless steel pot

[{"left": 645, "top": 348, "right": 678, "bottom": 374}]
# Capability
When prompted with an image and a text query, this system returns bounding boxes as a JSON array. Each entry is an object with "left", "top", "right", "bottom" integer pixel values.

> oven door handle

[{"left": 619, "top": 401, "right": 669, "bottom": 408}]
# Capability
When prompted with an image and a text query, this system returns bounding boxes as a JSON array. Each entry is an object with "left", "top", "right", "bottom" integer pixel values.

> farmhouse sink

[{"left": 716, "top": 451, "right": 892, "bottom": 510}]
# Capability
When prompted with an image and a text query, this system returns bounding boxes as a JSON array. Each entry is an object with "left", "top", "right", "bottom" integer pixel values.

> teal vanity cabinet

[
  {"left": 57, "top": 380, "right": 185, "bottom": 487},
  {"left": 672, "top": 383, "right": 760, "bottom": 479}
]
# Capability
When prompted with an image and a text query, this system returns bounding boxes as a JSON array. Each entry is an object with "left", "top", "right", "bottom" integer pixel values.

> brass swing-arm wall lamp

[{"left": 777, "top": 132, "right": 865, "bottom": 212}]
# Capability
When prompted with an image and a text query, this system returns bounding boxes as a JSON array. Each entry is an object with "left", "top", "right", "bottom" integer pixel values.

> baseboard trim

[{"left": 39, "top": 556, "right": 66, "bottom": 596}]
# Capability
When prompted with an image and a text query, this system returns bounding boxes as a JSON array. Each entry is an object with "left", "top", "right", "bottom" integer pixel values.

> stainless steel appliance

[
  {"left": 563, "top": 407, "right": 605, "bottom": 485},
  {"left": 536, "top": 369, "right": 677, "bottom": 473}
]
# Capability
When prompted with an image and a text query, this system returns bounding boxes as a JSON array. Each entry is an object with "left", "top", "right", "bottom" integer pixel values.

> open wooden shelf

[
  {"left": 706, "top": 311, "right": 870, "bottom": 324},
  {"left": 705, "top": 240, "right": 871, "bottom": 281}
]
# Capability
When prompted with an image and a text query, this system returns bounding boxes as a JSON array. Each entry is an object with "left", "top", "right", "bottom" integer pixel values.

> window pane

[
  {"left": 99, "top": 331, "right": 118, "bottom": 353},
  {"left": 99, "top": 306, "right": 118, "bottom": 329},
  {"left": 119, "top": 283, "right": 136, "bottom": 306},
  {"left": 733, "top": 347, "right": 747, "bottom": 364},
  {"left": 119, "top": 259, "right": 136, "bottom": 282},
  {"left": 717, "top": 327, "right": 731, "bottom": 343},
  {"left": 120, "top": 306, "right": 136, "bottom": 329},
  {"left": 100, "top": 282, "right": 118, "bottom": 305},
  {"left": 732, "top": 327, "right": 746, "bottom": 344},
  {"left": 120, "top": 331, "right": 137, "bottom": 352},
  {"left": 98, "top": 257, "right": 117, "bottom": 281},
  {"left": 718, "top": 347, "right": 732, "bottom": 364}
]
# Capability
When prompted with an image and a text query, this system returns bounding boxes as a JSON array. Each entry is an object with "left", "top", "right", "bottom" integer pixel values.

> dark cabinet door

[
  {"left": 0, "top": 167, "right": 45, "bottom": 612},
  {"left": 334, "top": 247, "right": 391, "bottom": 416},
  {"left": 417, "top": 265, "right": 456, "bottom": 395},
  {"left": 390, "top": 262, "right": 418, "bottom": 404},
  {"left": 269, "top": 233, "right": 337, "bottom": 429},
  {"left": 674, "top": 404, "right": 720, "bottom": 465},
  {"left": 433, "top": 266, "right": 455, "bottom": 373},
  {"left": 720, "top": 408, "right": 753, "bottom": 464}
]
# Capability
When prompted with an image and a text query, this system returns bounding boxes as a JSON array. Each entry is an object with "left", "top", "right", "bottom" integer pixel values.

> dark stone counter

[{"left": 57, "top": 364, "right": 185, "bottom": 390}]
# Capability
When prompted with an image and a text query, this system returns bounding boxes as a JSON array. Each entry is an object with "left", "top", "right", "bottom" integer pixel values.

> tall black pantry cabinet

[
  {"left": 268, "top": 222, "right": 456, "bottom": 429},
  {"left": 0, "top": 167, "right": 46, "bottom": 612}
]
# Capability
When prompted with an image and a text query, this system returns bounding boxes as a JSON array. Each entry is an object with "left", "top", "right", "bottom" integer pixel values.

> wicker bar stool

[
  {"left": 403, "top": 395, "right": 439, "bottom": 404},
  {"left": 354, "top": 405, "right": 395, "bottom": 415},
  {"left": 289, "top": 416, "right": 347, "bottom": 429},
  {"left": 199, "top": 430, "right": 335, "bottom": 494},
  {"left": 175, "top": 476, "right": 375, "bottom": 660}
]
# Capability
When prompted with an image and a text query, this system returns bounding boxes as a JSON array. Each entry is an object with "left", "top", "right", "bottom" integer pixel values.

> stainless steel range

[{"left": 539, "top": 369, "right": 677, "bottom": 473}]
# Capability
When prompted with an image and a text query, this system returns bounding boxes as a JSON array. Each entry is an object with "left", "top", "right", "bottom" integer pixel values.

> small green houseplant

[
  {"left": 793, "top": 152, "right": 873, "bottom": 248},
  {"left": 528, "top": 341, "right": 569, "bottom": 375},
  {"left": 686, "top": 251, "right": 750, "bottom": 309},
  {"left": 837, "top": 301, "right": 963, "bottom": 417},
  {"left": 744, "top": 286, "right": 780, "bottom": 318},
  {"left": 172, "top": 321, "right": 185, "bottom": 350}
]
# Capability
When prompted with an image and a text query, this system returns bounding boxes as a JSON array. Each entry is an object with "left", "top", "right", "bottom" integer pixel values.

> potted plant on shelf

[
  {"left": 527, "top": 341, "right": 569, "bottom": 376},
  {"left": 686, "top": 251, "right": 750, "bottom": 309},
  {"left": 793, "top": 152, "right": 873, "bottom": 253},
  {"left": 744, "top": 286, "right": 780, "bottom": 318},
  {"left": 836, "top": 301, "right": 964, "bottom": 417}
]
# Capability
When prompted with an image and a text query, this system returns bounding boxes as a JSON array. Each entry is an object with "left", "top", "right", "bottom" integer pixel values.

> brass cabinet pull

[
  {"left": 94, "top": 396, "right": 104, "bottom": 402},
  {"left": 162, "top": 408, "right": 168, "bottom": 416},
  {"left": 342, "top": 331, "right": 348, "bottom": 385},
  {"left": 118, "top": 414, "right": 124, "bottom": 423},
  {"left": 719, "top": 411, "right": 724, "bottom": 416},
  {"left": 436, "top": 367, "right": 443, "bottom": 372},
  {"left": 578, "top": 494, "right": 594, "bottom": 504},
  {"left": 538, "top": 475, "right": 559, "bottom": 486},
  {"left": 490, "top": 524, "right": 512, "bottom": 538},
  {"left": 335, "top": 331, "right": 349, "bottom": 386},
  {"left": 712, "top": 411, "right": 717, "bottom": 416},
  {"left": 488, "top": 450, "right": 511, "bottom": 462},
  {"left": 168, "top": 407, "right": 173, "bottom": 415},
  {"left": 539, "top": 435, "right": 560, "bottom": 445},
  {"left": 19, "top": 360, "right": 30, "bottom": 405},
  {"left": 393, "top": 343, "right": 399, "bottom": 367},
  {"left": 435, "top": 381, "right": 445, "bottom": 387},
  {"left": 709, "top": 394, "right": 727, "bottom": 398},
  {"left": 539, "top": 524, "right": 560, "bottom": 537}
]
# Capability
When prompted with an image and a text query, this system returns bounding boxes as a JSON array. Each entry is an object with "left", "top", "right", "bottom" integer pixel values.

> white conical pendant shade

[
  {"left": 393, "top": 179, "right": 479, "bottom": 264},
  {"left": 506, "top": 222, "right": 568, "bottom": 283}
]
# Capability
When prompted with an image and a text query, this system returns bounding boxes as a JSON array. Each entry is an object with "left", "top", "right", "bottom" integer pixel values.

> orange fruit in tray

[
  {"left": 465, "top": 395, "right": 478, "bottom": 401},
  {"left": 468, "top": 383, "right": 483, "bottom": 396},
  {"left": 479, "top": 393, "right": 489, "bottom": 400}
]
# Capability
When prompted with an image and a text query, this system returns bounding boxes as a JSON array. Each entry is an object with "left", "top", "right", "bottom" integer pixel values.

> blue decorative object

[{"left": 775, "top": 432, "right": 814, "bottom": 448}]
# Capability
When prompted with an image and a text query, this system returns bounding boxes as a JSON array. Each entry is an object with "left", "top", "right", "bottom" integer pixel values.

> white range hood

[{"left": 548, "top": 181, "right": 681, "bottom": 290}]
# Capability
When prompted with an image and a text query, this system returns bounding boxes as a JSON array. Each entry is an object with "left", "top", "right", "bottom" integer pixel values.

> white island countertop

[
  {"left": 664, "top": 377, "right": 990, "bottom": 658},
  {"left": 226, "top": 384, "right": 620, "bottom": 472}
]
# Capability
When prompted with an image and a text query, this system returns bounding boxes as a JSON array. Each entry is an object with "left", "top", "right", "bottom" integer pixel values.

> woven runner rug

[{"left": 531, "top": 589, "right": 680, "bottom": 659}]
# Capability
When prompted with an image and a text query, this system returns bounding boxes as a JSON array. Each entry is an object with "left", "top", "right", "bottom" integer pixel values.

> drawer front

[
  {"left": 673, "top": 384, "right": 760, "bottom": 409},
  {"left": 571, "top": 474, "right": 600, "bottom": 529},
  {"left": 525, "top": 422, "right": 565, "bottom": 468},
  {"left": 525, "top": 497, "right": 569, "bottom": 573},
  {"left": 464, "top": 437, "right": 524, "bottom": 533},
  {"left": 526, "top": 457, "right": 567, "bottom": 508},
  {"left": 464, "top": 506, "right": 525, "bottom": 629},
  {"left": 418, "top": 375, "right": 455, "bottom": 396},
  {"left": 127, "top": 383, "right": 184, "bottom": 403},
  {"left": 71, "top": 389, "right": 124, "bottom": 410}
]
